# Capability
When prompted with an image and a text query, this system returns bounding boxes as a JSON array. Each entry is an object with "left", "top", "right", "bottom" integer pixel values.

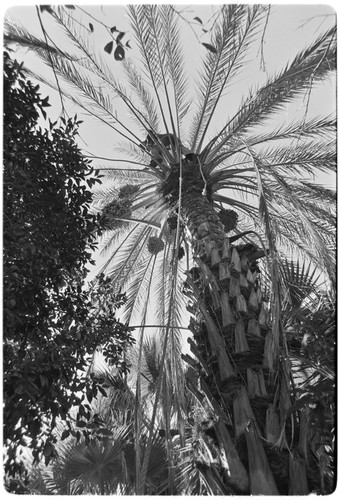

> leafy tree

[
  {"left": 4, "top": 5, "right": 336, "bottom": 494},
  {"left": 3, "top": 50, "right": 134, "bottom": 481}
]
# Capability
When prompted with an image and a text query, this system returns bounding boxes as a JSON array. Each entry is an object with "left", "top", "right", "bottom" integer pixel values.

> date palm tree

[{"left": 5, "top": 4, "right": 336, "bottom": 494}]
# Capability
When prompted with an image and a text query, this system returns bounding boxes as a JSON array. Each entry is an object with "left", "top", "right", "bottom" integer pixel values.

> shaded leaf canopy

[{"left": 3, "top": 50, "right": 135, "bottom": 477}]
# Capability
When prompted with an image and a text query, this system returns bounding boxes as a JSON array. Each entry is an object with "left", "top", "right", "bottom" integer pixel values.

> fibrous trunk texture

[
  {"left": 181, "top": 187, "right": 225, "bottom": 251},
  {"left": 181, "top": 190, "right": 305, "bottom": 494}
]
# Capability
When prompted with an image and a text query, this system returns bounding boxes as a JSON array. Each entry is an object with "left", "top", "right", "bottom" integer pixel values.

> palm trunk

[
  {"left": 181, "top": 187, "right": 298, "bottom": 494},
  {"left": 181, "top": 186, "right": 225, "bottom": 250}
]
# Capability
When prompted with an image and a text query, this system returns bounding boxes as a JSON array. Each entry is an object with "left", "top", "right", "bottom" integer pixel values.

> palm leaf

[
  {"left": 160, "top": 5, "right": 190, "bottom": 130},
  {"left": 280, "top": 258, "right": 320, "bottom": 309},
  {"left": 123, "top": 59, "right": 160, "bottom": 131},
  {"left": 298, "top": 179, "right": 336, "bottom": 203},
  {"left": 191, "top": 4, "right": 269, "bottom": 152},
  {"left": 257, "top": 141, "right": 336, "bottom": 176},
  {"left": 212, "top": 115, "right": 336, "bottom": 170},
  {"left": 244, "top": 115, "right": 336, "bottom": 149},
  {"left": 127, "top": 5, "right": 165, "bottom": 90},
  {"left": 4, "top": 19, "right": 73, "bottom": 59},
  {"left": 206, "top": 25, "right": 336, "bottom": 160},
  {"left": 63, "top": 425, "right": 132, "bottom": 494}
]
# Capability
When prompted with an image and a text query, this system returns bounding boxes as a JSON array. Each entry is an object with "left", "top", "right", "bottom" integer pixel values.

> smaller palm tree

[
  {"left": 27, "top": 352, "right": 172, "bottom": 495},
  {"left": 280, "top": 261, "right": 335, "bottom": 494}
]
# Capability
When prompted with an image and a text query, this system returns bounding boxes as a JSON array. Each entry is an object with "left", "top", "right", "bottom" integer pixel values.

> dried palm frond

[
  {"left": 214, "top": 418, "right": 250, "bottom": 492},
  {"left": 240, "top": 115, "right": 336, "bottom": 153},
  {"left": 297, "top": 405, "right": 310, "bottom": 461},
  {"left": 266, "top": 404, "right": 280, "bottom": 444}
]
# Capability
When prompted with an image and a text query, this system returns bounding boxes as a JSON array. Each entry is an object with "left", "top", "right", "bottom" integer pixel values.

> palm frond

[
  {"left": 160, "top": 5, "right": 190, "bottom": 130},
  {"left": 63, "top": 424, "right": 132, "bottom": 493},
  {"left": 115, "top": 140, "right": 151, "bottom": 165},
  {"left": 270, "top": 215, "right": 336, "bottom": 279},
  {"left": 26, "top": 60, "right": 141, "bottom": 146},
  {"left": 97, "top": 224, "right": 136, "bottom": 257},
  {"left": 96, "top": 223, "right": 146, "bottom": 276},
  {"left": 245, "top": 115, "right": 336, "bottom": 147},
  {"left": 4, "top": 19, "right": 72, "bottom": 59},
  {"left": 122, "top": 253, "right": 158, "bottom": 324},
  {"left": 92, "top": 185, "right": 120, "bottom": 205},
  {"left": 102, "top": 168, "right": 154, "bottom": 181},
  {"left": 153, "top": 250, "right": 188, "bottom": 433},
  {"left": 206, "top": 25, "right": 336, "bottom": 160},
  {"left": 190, "top": 5, "right": 268, "bottom": 151},
  {"left": 127, "top": 5, "right": 165, "bottom": 90},
  {"left": 298, "top": 179, "right": 336, "bottom": 203},
  {"left": 6, "top": 16, "right": 156, "bottom": 146},
  {"left": 128, "top": 4, "right": 180, "bottom": 147},
  {"left": 265, "top": 174, "right": 336, "bottom": 254},
  {"left": 259, "top": 140, "right": 336, "bottom": 175},
  {"left": 213, "top": 115, "right": 336, "bottom": 167},
  {"left": 56, "top": 7, "right": 161, "bottom": 138},
  {"left": 281, "top": 260, "right": 321, "bottom": 315},
  {"left": 123, "top": 59, "right": 160, "bottom": 131}
]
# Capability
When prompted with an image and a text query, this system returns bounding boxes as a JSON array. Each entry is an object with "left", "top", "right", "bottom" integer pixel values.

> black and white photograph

[{"left": 3, "top": 2, "right": 336, "bottom": 495}]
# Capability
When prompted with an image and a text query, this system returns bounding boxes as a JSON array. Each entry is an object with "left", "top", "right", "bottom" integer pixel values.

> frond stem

[{"left": 36, "top": 6, "right": 66, "bottom": 116}]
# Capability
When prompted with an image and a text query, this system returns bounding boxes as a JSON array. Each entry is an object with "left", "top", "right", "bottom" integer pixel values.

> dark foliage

[{"left": 3, "top": 51, "right": 134, "bottom": 479}]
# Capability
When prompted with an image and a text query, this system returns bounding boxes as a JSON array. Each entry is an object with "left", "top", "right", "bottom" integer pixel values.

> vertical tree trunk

[{"left": 181, "top": 187, "right": 289, "bottom": 494}]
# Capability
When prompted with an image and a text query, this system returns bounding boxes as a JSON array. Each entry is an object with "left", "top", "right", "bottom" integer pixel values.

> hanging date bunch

[
  {"left": 101, "top": 198, "right": 131, "bottom": 230},
  {"left": 219, "top": 208, "right": 238, "bottom": 233},
  {"left": 147, "top": 236, "right": 165, "bottom": 254},
  {"left": 100, "top": 184, "right": 139, "bottom": 230}
]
